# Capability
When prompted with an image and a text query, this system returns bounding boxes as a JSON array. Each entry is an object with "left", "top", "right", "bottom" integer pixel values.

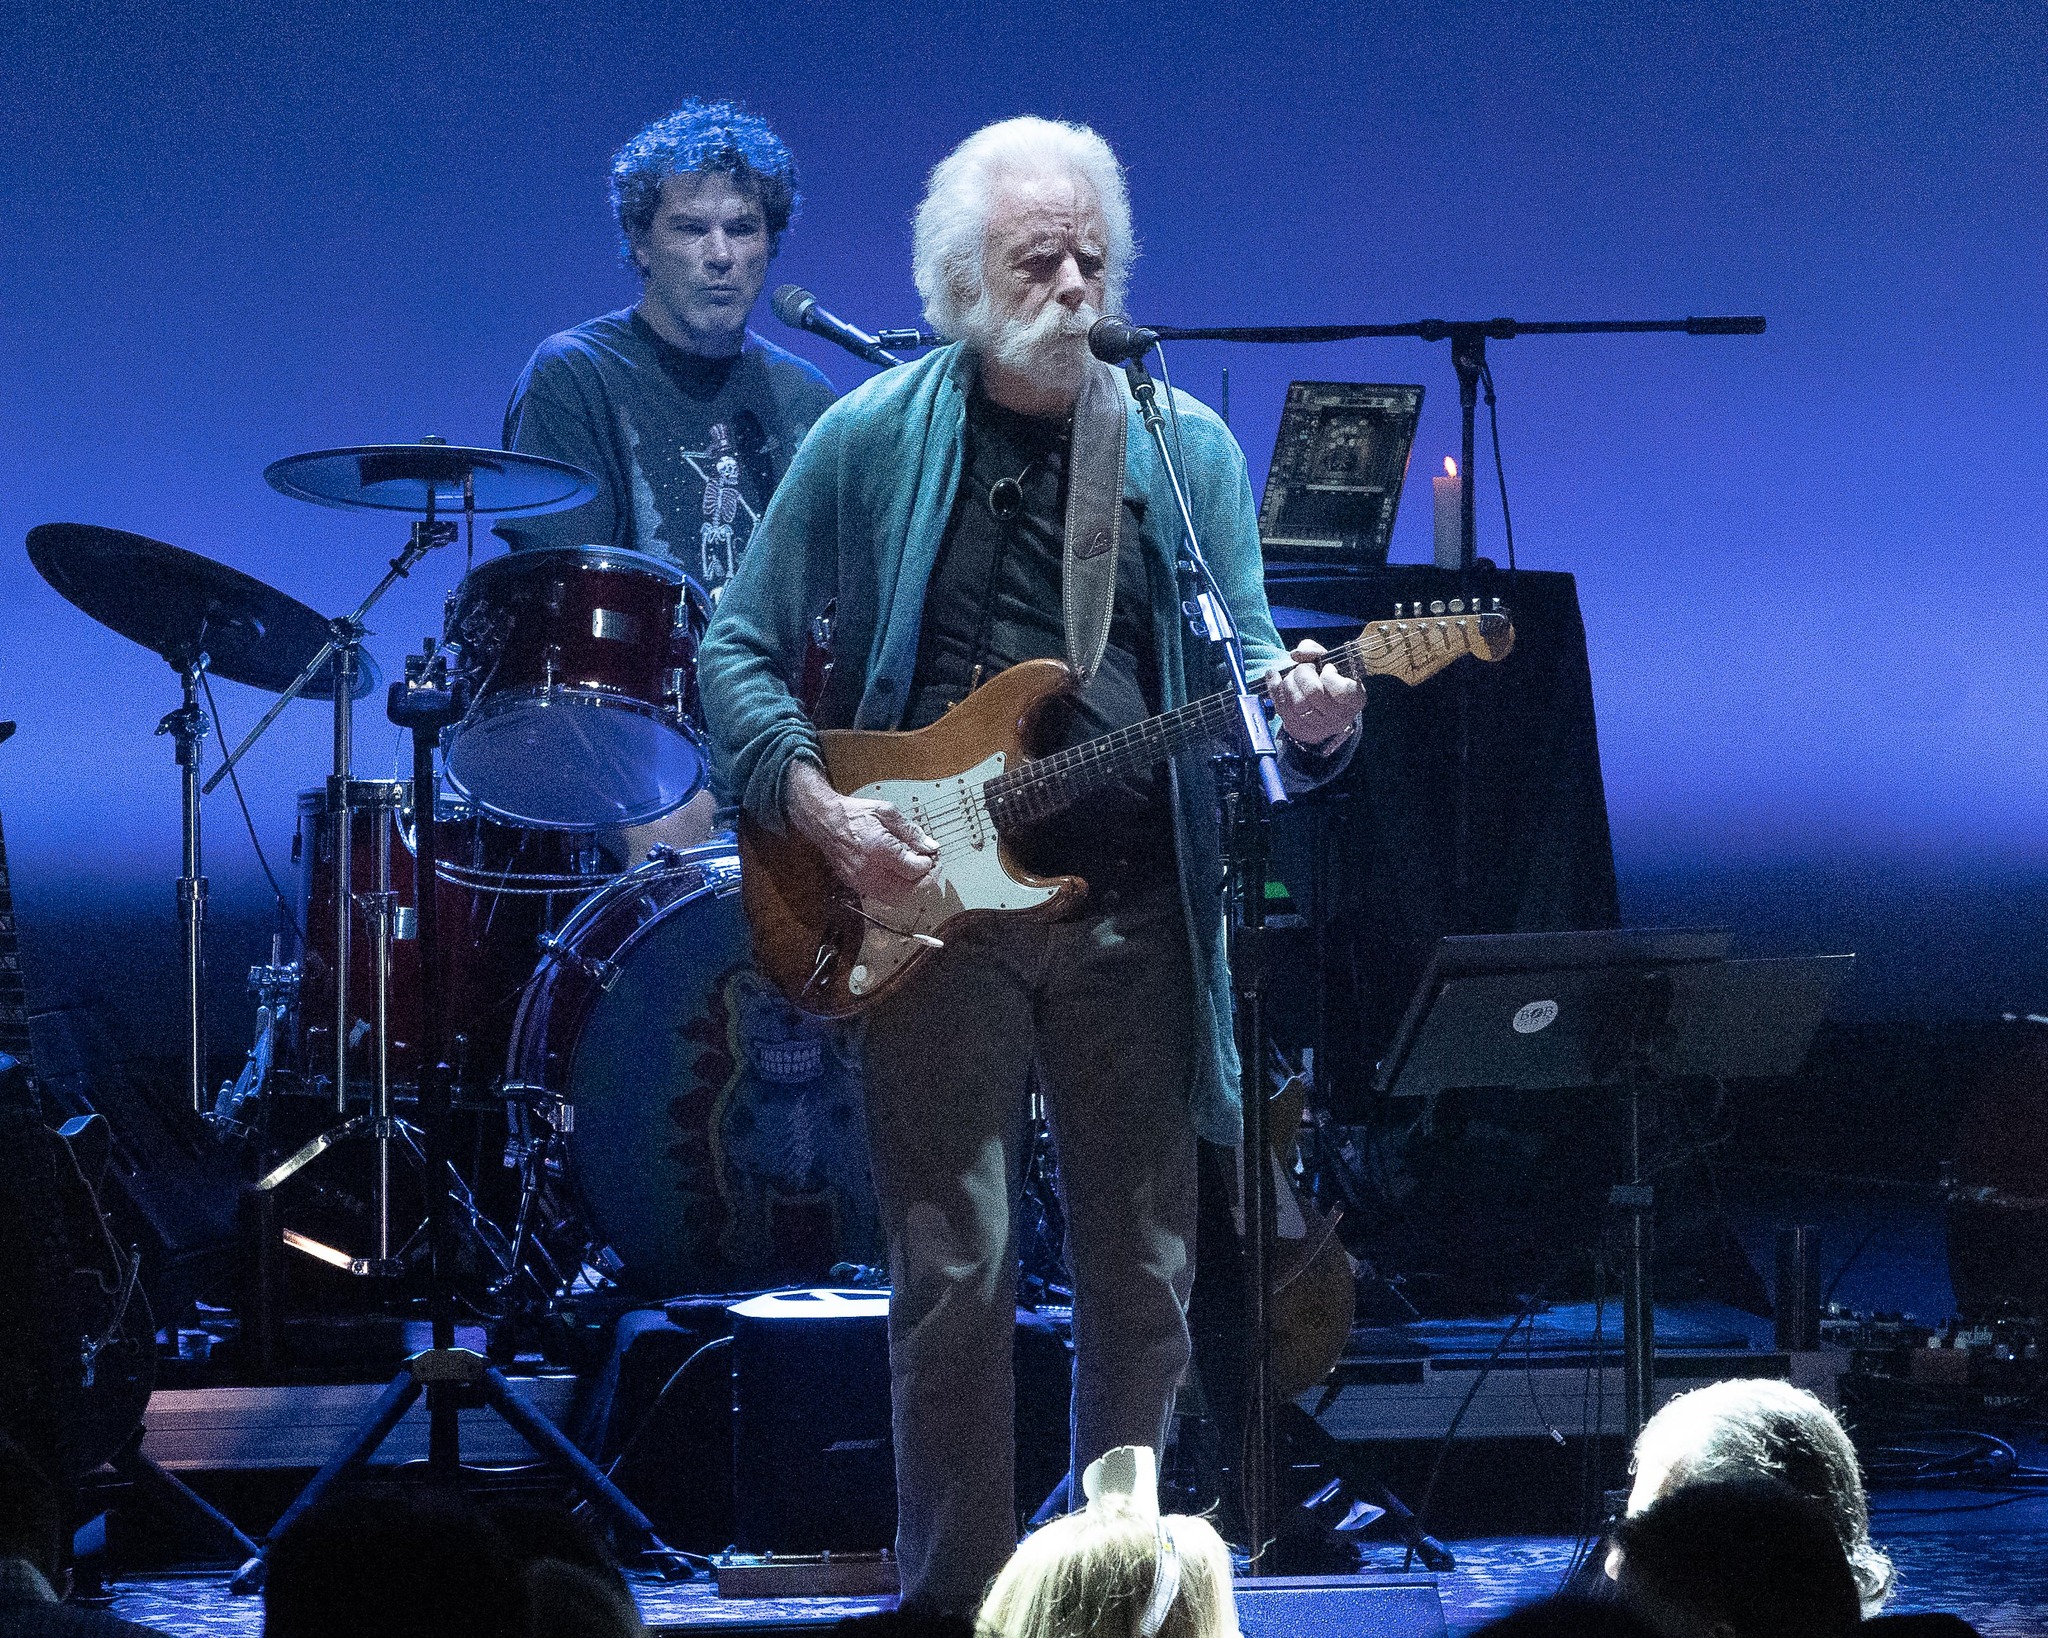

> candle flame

[{"left": 1443, "top": 456, "right": 1458, "bottom": 479}]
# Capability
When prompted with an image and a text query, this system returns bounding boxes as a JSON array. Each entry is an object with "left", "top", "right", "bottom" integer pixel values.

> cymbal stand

[
  {"left": 156, "top": 653, "right": 210, "bottom": 1114},
  {"left": 227, "top": 507, "right": 457, "bottom": 1278},
  {"left": 231, "top": 643, "right": 681, "bottom": 1593}
]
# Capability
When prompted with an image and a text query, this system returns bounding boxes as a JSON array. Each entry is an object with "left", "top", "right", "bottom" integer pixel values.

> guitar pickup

[{"left": 957, "top": 777, "right": 987, "bottom": 849}]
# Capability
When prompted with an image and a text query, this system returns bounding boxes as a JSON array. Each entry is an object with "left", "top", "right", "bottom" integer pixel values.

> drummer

[
  {"left": 497, "top": 99, "right": 836, "bottom": 854},
  {"left": 496, "top": 98, "right": 835, "bottom": 595}
]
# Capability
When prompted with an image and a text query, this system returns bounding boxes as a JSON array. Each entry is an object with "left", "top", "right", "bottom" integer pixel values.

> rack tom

[{"left": 442, "top": 546, "right": 707, "bottom": 830}]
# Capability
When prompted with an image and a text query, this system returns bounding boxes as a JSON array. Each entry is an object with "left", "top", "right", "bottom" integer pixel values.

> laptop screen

[{"left": 1258, "top": 380, "right": 1424, "bottom": 568}]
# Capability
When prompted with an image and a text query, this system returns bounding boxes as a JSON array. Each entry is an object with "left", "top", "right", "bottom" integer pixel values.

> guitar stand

[
  {"left": 1272, "top": 1402, "right": 1454, "bottom": 1573},
  {"left": 1186, "top": 1135, "right": 1451, "bottom": 1576},
  {"left": 229, "top": 643, "right": 687, "bottom": 1593}
]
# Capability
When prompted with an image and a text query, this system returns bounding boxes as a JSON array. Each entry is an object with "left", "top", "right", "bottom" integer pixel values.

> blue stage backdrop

[{"left": 1, "top": 0, "right": 2043, "bottom": 1053}]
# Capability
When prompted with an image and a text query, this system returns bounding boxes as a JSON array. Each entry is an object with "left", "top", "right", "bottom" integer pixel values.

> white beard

[{"left": 961, "top": 295, "right": 1100, "bottom": 396}]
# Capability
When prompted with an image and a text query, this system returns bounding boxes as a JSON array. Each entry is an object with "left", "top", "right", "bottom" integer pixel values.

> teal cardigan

[{"left": 700, "top": 343, "right": 1343, "bottom": 1146}]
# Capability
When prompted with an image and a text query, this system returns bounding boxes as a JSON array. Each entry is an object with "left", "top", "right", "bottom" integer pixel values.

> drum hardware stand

[
  {"left": 209, "top": 509, "right": 459, "bottom": 1278},
  {"left": 156, "top": 651, "right": 211, "bottom": 1114},
  {"left": 208, "top": 512, "right": 458, "bottom": 1100},
  {"left": 489, "top": 1096, "right": 587, "bottom": 1311},
  {"left": 209, "top": 942, "right": 294, "bottom": 1141},
  {"left": 230, "top": 641, "right": 684, "bottom": 1593},
  {"left": 245, "top": 778, "right": 412, "bottom": 1278}
]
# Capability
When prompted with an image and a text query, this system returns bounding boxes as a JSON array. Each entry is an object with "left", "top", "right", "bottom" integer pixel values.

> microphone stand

[
  {"left": 1136, "top": 312, "right": 1766, "bottom": 1538},
  {"left": 1150, "top": 312, "right": 1761, "bottom": 931},
  {"left": 1116, "top": 350, "right": 1288, "bottom": 1569},
  {"left": 156, "top": 651, "right": 211, "bottom": 1114},
  {"left": 1142, "top": 314, "right": 1764, "bottom": 570}
]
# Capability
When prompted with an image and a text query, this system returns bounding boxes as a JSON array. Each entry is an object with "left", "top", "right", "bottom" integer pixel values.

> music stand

[{"left": 1374, "top": 928, "right": 1852, "bottom": 1439}]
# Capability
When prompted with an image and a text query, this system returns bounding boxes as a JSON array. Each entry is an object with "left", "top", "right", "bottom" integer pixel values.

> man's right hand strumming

[{"left": 784, "top": 759, "right": 938, "bottom": 904}]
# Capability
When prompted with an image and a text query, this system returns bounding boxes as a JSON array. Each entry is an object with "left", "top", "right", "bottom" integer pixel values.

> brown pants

[{"left": 860, "top": 882, "right": 1200, "bottom": 1613}]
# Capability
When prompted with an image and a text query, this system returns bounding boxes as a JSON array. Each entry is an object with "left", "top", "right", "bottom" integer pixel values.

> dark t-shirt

[
  {"left": 905, "top": 388, "right": 1176, "bottom": 891},
  {"left": 497, "top": 309, "right": 835, "bottom": 597}
]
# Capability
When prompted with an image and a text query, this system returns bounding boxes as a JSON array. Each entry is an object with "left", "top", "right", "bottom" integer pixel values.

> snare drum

[
  {"left": 293, "top": 783, "right": 614, "bottom": 1098},
  {"left": 505, "top": 845, "right": 881, "bottom": 1295},
  {"left": 443, "top": 546, "right": 708, "bottom": 830}
]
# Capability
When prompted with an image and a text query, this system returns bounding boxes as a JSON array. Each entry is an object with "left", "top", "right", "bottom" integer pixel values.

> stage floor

[{"left": 97, "top": 1494, "right": 2048, "bottom": 1637}]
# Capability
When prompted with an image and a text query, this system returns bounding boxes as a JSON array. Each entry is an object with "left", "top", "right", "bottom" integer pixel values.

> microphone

[
  {"left": 772, "top": 285, "right": 900, "bottom": 368},
  {"left": 1087, "top": 315, "right": 1159, "bottom": 365}
]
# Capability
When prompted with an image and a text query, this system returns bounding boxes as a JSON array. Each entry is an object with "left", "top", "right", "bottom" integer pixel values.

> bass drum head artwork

[{"left": 550, "top": 854, "right": 883, "bottom": 1296}]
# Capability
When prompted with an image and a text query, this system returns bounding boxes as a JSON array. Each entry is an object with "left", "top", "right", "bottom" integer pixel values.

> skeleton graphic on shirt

[{"left": 678, "top": 423, "right": 759, "bottom": 594}]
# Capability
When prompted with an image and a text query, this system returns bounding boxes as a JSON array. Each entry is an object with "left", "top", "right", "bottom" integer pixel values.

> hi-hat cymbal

[
  {"left": 26, "top": 523, "right": 377, "bottom": 699},
  {"left": 264, "top": 439, "right": 597, "bottom": 516}
]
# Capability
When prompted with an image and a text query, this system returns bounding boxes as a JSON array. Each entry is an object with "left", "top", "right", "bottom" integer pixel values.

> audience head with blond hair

[
  {"left": 978, "top": 1448, "right": 1237, "bottom": 1638},
  {"left": 1625, "top": 1378, "right": 1891, "bottom": 1614}
]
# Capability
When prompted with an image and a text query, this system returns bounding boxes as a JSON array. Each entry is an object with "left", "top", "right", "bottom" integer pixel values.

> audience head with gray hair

[
  {"left": 912, "top": 116, "right": 1138, "bottom": 415},
  {"left": 1623, "top": 1378, "right": 1892, "bottom": 1616}
]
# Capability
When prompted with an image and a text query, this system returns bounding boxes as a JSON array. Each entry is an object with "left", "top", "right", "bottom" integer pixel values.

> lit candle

[{"left": 1432, "top": 456, "right": 1463, "bottom": 569}]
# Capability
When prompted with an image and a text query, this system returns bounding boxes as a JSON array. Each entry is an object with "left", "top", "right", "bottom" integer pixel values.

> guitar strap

[{"left": 1058, "top": 358, "right": 1128, "bottom": 688}]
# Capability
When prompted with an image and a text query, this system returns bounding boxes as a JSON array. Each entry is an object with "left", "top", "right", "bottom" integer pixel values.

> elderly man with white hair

[{"left": 700, "top": 115, "right": 1364, "bottom": 1610}]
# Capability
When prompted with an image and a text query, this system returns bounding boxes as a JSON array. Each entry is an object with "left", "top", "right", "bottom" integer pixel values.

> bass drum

[{"left": 506, "top": 846, "right": 882, "bottom": 1297}]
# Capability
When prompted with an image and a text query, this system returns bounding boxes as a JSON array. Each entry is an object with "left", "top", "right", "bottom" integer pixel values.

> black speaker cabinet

[{"left": 731, "top": 1289, "right": 896, "bottom": 1553}]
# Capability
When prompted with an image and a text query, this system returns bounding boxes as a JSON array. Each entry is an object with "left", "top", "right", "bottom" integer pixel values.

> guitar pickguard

[{"left": 842, "top": 751, "right": 1059, "bottom": 999}]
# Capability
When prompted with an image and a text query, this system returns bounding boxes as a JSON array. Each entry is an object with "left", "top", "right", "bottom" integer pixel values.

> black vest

[{"left": 904, "top": 388, "right": 1176, "bottom": 894}]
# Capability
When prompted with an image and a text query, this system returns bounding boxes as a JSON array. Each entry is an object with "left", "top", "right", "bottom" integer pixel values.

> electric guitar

[{"left": 739, "top": 601, "right": 1514, "bottom": 1017}]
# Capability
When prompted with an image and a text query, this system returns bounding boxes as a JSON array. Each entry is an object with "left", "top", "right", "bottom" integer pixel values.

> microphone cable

[
  {"left": 1153, "top": 338, "right": 1194, "bottom": 482},
  {"left": 199, "top": 666, "right": 306, "bottom": 951},
  {"left": 1480, "top": 356, "right": 1519, "bottom": 574}
]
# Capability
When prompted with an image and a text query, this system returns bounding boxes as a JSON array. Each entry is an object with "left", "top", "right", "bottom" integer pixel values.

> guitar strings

[{"left": 890, "top": 620, "right": 1497, "bottom": 852}]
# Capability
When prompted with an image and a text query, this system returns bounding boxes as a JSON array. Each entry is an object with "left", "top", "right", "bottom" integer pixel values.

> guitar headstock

[{"left": 1353, "top": 598, "right": 1516, "bottom": 686}]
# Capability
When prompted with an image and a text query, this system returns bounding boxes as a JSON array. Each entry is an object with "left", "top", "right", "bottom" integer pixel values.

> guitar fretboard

[
  {"left": 985, "top": 690, "right": 1243, "bottom": 828},
  {"left": 983, "top": 610, "right": 1503, "bottom": 830}
]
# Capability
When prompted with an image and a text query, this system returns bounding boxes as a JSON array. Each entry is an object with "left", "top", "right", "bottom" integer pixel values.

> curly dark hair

[{"left": 610, "top": 99, "right": 800, "bottom": 273}]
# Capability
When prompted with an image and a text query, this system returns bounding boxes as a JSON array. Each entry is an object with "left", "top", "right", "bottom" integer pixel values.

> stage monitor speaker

[
  {"left": 1236, "top": 1575, "right": 1446, "bottom": 1638},
  {"left": 731, "top": 1289, "right": 895, "bottom": 1554}
]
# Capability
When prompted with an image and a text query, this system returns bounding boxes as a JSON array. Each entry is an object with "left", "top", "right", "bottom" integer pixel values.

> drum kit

[{"left": 27, "top": 439, "right": 880, "bottom": 1315}]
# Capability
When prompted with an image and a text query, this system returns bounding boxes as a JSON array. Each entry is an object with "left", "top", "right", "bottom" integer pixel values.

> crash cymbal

[
  {"left": 25, "top": 523, "right": 377, "bottom": 699},
  {"left": 263, "top": 438, "right": 597, "bottom": 517}
]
